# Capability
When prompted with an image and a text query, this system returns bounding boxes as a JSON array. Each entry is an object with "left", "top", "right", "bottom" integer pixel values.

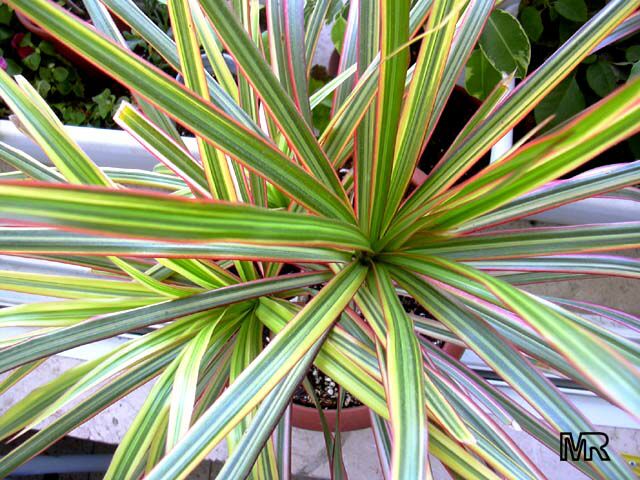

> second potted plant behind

[{"left": 16, "top": 4, "right": 106, "bottom": 74}]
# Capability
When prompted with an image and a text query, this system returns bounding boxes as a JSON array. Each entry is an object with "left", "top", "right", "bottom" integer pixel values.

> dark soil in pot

[
  {"left": 290, "top": 366, "right": 369, "bottom": 432},
  {"left": 400, "top": 295, "right": 445, "bottom": 348},
  {"left": 416, "top": 86, "right": 491, "bottom": 184}
]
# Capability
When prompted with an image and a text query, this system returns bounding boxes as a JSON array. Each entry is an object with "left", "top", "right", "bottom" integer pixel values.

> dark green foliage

[
  {"left": 465, "top": 9, "right": 531, "bottom": 100},
  {"left": 518, "top": 0, "right": 638, "bottom": 161},
  {"left": 0, "top": 2, "right": 172, "bottom": 128}
]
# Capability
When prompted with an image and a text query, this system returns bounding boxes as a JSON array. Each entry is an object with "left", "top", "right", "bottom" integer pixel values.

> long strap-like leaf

[
  {"left": 217, "top": 337, "right": 326, "bottom": 479},
  {"left": 0, "top": 350, "right": 178, "bottom": 478},
  {"left": 460, "top": 160, "right": 640, "bottom": 232},
  {"left": 100, "top": 0, "right": 261, "bottom": 134},
  {"left": 0, "top": 228, "right": 353, "bottom": 263},
  {"left": 0, "top": 183, "right": 369, "bottom": 250},
  {"left": 468, "top": 255, "right": 640, "bottom": 279},
  {"left": 84, "top": 0, "right": 185, "bottom": 145},
  {"left": 169, "top": 0, "right": 238, "bottom": 201},
  {"left": 0, "top": 141, "right": 64, "bottom": 183},
  {"left": 198, "top": 0, "right": 346, "bottom": 201},
  {"left": 371, "top": 265, "right": 428, "bottom": 480},
  {"left": 393, "top": 266, "right": 635, "bottom": 480},
  {"left": 425, "top": 79, "right": 640, "bottom": 234},
  {"left": 114, "top": 102, "right": 210, "bottom": 198},
  {"left": 427, "top": 344, "right": 602, "bottom": 479},
  {"left": 354, "top": 0, "right": 379, "bottom": 235},
  {"left": 404, "top": 222, "right": 640, "bottom": 260},
  {"left": 381, "top": 0, "right": 462, "bottom": 233},
  {"left": 267, "top": 0, "right": 312, "bottom": 123},
  {"left": 367, "top": 0, "right": 410, "bottom": 239},
  {"left": 0, "top": 72, "right": 111, "bottom": 186},
  {"left": 257, "top": 297, "right": 387, "bottom": 416},
  {"left": 395, "top": 256, "right": 640, "bottom": 418}
]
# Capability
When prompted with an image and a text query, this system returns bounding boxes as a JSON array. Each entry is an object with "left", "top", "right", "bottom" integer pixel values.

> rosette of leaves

[{"left": 0, "top": 1, "right": 638, "bottom": 479}]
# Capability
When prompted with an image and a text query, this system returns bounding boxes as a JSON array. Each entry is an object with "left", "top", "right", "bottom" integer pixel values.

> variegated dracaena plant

[{"left": 0, "top": 0, "right": 638, "bottom": 478}]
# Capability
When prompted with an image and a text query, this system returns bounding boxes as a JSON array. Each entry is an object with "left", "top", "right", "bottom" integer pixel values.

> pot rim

[{"left": 290, "top": 402, "right": 371, "bottom": 432}]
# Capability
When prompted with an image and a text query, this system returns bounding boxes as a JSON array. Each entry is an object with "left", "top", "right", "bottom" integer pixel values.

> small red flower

[{"left": 11, "top": 33, "right": 35, "bottom": 59}]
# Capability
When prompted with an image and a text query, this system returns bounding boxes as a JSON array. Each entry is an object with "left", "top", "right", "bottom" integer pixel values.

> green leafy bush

[
  {"left": 0, "top": 2, "right": 173, "bottom": 128},
  {"left": 519, "top": 0, "right": 639, "bottom": 151},
  {"left": 465, "top": 8, "right": 531, "bottom": 100}
]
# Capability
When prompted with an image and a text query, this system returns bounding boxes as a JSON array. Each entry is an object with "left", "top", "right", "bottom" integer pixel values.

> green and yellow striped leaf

[
  {"left": 371, "top": 264, "right": 427, "bottom": 479},
  {"left": 0, "top": 183, "right": 369, "bottom": 250}
]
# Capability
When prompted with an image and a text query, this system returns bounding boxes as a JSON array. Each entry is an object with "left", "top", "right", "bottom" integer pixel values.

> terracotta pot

[
  {"left": 291, "top": 346, "right": 464, "bottom": 432},
  {"left": 291, "top": 403, "right": 371, "bottom": 432},
  {"left": 411, "top": 165, "right": 429, "bottom": 187},
  {"left": 442, "top": 342, "right": 466, "bottom": 360}
]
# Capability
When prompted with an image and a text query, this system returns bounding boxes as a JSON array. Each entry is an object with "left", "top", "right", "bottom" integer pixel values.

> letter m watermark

[{"left": 560, "top": 432, "right": 610, "bottom": 462}]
